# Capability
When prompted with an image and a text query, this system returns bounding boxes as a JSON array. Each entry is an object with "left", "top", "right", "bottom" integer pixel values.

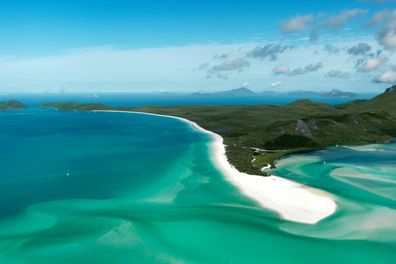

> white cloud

[
  {"left": 243, "top": 81, "right": 250, "bottom": 87},
  {"left": 376, "top": 10, "right": 396, "bottom": 49},
  {"left": 357, "top": 57, "right": 387, "bottom": 72},
  {"left": 0, "top": 38, "right": 394, "bottom": 93},
  {"left": 325, "top": 70, "right": 350, "bottom": 79},
  {"left": 273, "top": 66, "right": 290, "bottom": 75},
  {"left": 270, "top": 81, "right": 281, "bottom": 87},
  {"left": 365, "top": 9, "right": 391, "bottom": 27},
  {"left": 273, "top": 63, "right": 323, "bottom": 76},
  {"left": 347, "top": 43, "right": 372, "bottom": 56},
  {"left": 0, "top": 44, "right": 245, "bottom": 92},
  {"left": 247, "top": 44, "right": 293, "bottom": 60},
  {"left": 309, "top": 9, "right": 368, "bottom": 41},
  {"left": 373, "top": 70, "right": 396, "bottom": 83},
  {"left": 281, "top": 14, "right": 314, "bottom": 33},
  {"left": 211, "top": 58, "right": 250, "bottom": 72},
  {"left": 321, "top": 9, "right": 368, "bottom": 28},
  {"left": 378, "top": 28, "right": 396, "bottom": 49},
  {"left": 204, "top": 57, "right": 250, "bottom": 79},
  {"left": 324, "top": 44, "right": 341, "bottom": 54}
]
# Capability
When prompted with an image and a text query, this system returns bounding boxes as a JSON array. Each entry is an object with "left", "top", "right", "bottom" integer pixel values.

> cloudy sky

[{"left": 1, "top": 0, "right": 396, "bottom": 93}]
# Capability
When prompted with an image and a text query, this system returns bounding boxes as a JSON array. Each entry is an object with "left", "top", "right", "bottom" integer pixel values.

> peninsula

[{"left": 41, "top": 86, "right": 396, "bottom": 176}]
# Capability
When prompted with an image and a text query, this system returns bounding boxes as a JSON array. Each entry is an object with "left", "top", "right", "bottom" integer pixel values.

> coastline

[{"left": 95, "top": 110, "right": 337, "bottom": 224}]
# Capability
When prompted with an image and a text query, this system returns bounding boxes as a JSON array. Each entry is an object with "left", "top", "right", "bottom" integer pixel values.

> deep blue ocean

[{"left": 0, "top": 92, "right": 376, "bottom": 108}]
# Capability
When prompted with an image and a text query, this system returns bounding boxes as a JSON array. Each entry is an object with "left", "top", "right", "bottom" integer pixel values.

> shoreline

[{"left": 95, "top": 110, "right": 337, "bottom": 224}]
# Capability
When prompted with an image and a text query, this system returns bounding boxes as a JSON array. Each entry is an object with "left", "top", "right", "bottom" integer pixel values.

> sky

[{"left": 0, "top": 0, "right": 396, "bottom": 93}]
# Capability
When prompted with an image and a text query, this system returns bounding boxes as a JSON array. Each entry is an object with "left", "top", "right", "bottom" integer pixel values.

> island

[
  {"left": 192, "top": 87, "right": 358, "bottom": 98},
  {"left": 192, "top": 87, "right": 256, "bottom": 96},
  {"left": 41, "top": 86, "right": 396, "bottom": 176},
  {"left": 288, "top": 89, "right": 357, "bottom": 98},
  {"left": 0, "top": 100, "right": 26, "bottom": 111}
]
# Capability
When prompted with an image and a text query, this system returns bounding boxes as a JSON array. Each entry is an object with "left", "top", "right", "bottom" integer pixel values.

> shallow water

[
  {"left": 274, "top": 144, "right": 396, "bottom": 243},
  {"left": 0, "top": 109, "right": 395, "bottom": 263}
]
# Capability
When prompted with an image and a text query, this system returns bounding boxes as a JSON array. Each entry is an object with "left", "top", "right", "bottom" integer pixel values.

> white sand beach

[{"left": 96, "top": 110, "right": 337, "bottom": 224}]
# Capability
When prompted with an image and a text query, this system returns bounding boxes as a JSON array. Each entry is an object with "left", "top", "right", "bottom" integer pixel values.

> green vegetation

[
  {"left": 0, "top": 100, "right": 26, "bottom": 110},
  {"left": 41, "top": 86, "right": 396, "bottom": 176},
  {"left": 41, "top": 102, "right": 109, "bottom": 111},
  {"left": 338, "top": 86, "right": 396, "bottom": 115}
]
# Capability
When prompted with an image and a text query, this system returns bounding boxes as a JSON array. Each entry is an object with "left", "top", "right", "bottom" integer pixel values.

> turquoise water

[
  {"left": 0, "top": 109, "right": 395, "bottom": 263},
  {"left": 274, "top": 143, "right": 396, "bottom": 243}
]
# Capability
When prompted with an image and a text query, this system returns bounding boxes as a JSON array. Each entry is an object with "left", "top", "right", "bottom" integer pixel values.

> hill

[
  {"left": 338, "top": 85, "right": 396, "bottom": 115},
  {"left": 193, "top": 88, "right": 358, "bottom": 98},
  {"left": 288, "top": 89, "right": 357, "bottom": 98},
  {"left": 41, "top": 87, "right": 396, "bottom": 176},
  {"left": 0, "top": 100, "right": 26, "bottom": 110}
]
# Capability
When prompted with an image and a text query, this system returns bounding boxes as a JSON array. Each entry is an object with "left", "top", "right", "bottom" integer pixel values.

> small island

[
  {"left": 0, "top": 100, "right": 26, "bottom": 111},
  {"left": 41, "top": 86, "right": 396, "bottom": 176}
]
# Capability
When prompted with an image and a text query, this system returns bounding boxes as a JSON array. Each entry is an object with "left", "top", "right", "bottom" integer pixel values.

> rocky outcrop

[
  {"left": 295, "top": 119, "right": 317, "bottom": 137},
  {"left": 384, "top": 86, "right": 395, "bottom": 94}
]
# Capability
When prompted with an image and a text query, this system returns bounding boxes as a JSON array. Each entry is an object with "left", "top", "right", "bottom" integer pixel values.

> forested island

[
  {"left": 41, "top": 86, "right": 396, "bottom": 175},
  {"left": 0, "top": 100, "right": 25, "bottom": 111}
]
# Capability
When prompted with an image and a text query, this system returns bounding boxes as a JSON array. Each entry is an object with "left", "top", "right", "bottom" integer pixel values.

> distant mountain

[
  {"left": 217, "top": 87, "right": 256, "bottom": 96},
  {"left": 192, "top": 87, "right": 358, "bottom": 98},
  {"left": 192, "top": 87, "right": 256, "bottom": 96},
  {"left": 320, "top": 89, "right": 357, "bottom": 98},
  {"left": 288, "top": 89, "right": 357, "bottom": 98},
  {"left": 0, "top": 100, "right": 26, "bottom": 110}
]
